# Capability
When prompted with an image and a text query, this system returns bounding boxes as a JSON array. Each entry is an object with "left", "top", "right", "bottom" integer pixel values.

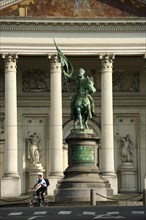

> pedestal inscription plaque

[{"left": 71, "top": 145, "right": 94, "bottom": 164}]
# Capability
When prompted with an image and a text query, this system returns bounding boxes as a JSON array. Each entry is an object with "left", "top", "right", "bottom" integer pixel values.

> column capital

[
  {"left": 49, "top": 54, "right": 61, "bottom": 72},
  {"left": 2, "top": 54, "right": 18, "bottom": 62},
  {"left": 2, "top": 54, "right": 18, "bottom": 71},
  {"left": 48, "top": 54, "right": 59, "bottom": 63},
  {"left": 100, "top": 54, "right": 115, "bottom": 70}
]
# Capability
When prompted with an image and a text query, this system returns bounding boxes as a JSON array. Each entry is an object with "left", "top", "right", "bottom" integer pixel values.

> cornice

[
  {"left": 0, "top": 0, "right": 22, "bottom": 9},
  {"left": 0, "top": 17, "right": 146, "bottom": 32},
  {"left": 0, "top": 0, "right": 146, "bottom": 9}
]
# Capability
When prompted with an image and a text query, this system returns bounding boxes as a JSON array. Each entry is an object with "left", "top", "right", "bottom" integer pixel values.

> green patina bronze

[
  {"left": 54, "top": 40, "right": 96, "bottom": 129},
  {"left": 72, "top": 145, "right": 94, "bottom": 164}
]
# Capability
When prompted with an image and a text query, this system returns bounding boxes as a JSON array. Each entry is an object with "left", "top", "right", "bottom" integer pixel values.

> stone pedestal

[
  {"left": 119, "top": 162, "right": 136, "bottom": 192},
  {"left": 55, "top": 129, "right": 113, "bottom": 203},
  {"left": 27, "top": 163, "right": 45, "bottom": 193}
]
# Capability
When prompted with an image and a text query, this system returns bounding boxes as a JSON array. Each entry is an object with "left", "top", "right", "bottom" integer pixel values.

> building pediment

[{"left": 0, "top": 0, "right": 146, "bottom": 18}]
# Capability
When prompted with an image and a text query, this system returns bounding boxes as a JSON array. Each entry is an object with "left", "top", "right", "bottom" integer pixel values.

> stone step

[{"left": 0, "top": 193, "right": 143, "bottom": 207}]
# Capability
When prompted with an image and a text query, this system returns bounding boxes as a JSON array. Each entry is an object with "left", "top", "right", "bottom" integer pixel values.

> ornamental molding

[
  {"left": 0, "top": 17, "right": 146, "bottom": 32},
  {"left": 1, "top": 0, "right": 146, "bottom": 8},
  {"left": 0, "top": 0, "right": 22, "bottom": 9}
]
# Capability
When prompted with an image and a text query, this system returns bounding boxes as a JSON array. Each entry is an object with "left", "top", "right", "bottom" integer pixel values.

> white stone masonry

[
  {"left": 0, "top": 54, "right": 21, "bottom": 197},
  {"left": 100, "top": 54, "right": 117, "bottom": 194},
  {"left": 48, "top": 55, "right": 63, "bottom": 196}
]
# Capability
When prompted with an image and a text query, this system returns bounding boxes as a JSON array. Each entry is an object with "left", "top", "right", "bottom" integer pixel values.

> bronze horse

[{"left": 73, "top": 76, "right": 96, "bottom": 129}]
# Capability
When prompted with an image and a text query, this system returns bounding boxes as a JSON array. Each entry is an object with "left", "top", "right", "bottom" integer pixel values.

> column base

[
  {"left": 144, "top": 175, "right": 146, "bottom": 189},
  {"left": 47, "top": 175, "right": 64, "bottom": 196},
  {"left": 102, "top": 172, "right": 118, "bottom": 195},
  {"left": 0, "top": 176, "right": 21, "bottom": 197}
]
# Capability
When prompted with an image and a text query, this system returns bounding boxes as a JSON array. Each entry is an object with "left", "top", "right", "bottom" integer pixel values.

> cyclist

[{"left": 32, "top": 173, "right": 47, "bottom": 204}]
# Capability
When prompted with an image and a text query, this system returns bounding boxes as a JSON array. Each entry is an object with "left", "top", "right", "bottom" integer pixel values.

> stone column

[
  {"left": 100, "top": 54, "right": 117, "bottom": 194},
  {"left": 144, "top": 54, "right": 146, "bottom": 192},
  {"left": 0, "top": 54, "right": 21, "bottom": 197},
  {"left": 48, "top": 55, "right": 63, "bottom": 196}
]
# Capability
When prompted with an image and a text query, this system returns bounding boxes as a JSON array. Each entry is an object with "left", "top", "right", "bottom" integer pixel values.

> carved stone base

[
  {"left": 119, "top": 162, "right": 137, "bottom": 192},
  {"left": 55, "top": 129, "right": 113, "bottom": 203},
  {"left": 27, "top": 163, "right": 45, "bottom": 193},
  {"left": 0, "top": 176, "right": 21, "bottom": 197}
]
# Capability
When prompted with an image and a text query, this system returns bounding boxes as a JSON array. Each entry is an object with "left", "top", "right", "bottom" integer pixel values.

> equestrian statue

[{"left": 54, "top": 40, "right": 96, "bottom": 129}]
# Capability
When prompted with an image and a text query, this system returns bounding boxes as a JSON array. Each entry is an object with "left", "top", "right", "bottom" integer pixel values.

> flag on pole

[
  {"left": 53, "top": 39, "right": 73, "bottom": 98},
  {"left": 53, "top": 39, "right": 73, "bottom": 77}
]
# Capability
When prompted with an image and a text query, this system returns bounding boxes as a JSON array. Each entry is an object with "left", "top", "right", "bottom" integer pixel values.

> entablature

[{"left": 0, "top": 17, "right": 146, "bottom": 32}]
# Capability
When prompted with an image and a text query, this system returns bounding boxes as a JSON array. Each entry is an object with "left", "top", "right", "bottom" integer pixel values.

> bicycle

[{"left": 28, "top": 189, "right": 49, "bottom": 207}]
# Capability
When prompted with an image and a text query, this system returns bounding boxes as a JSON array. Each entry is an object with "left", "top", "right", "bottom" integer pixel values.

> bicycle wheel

[
  {"left": 44, "top": 199, "right": 49, "bottom": 207},
  {"left": 28, "top": 199, "right": 34, "bottom": 207},
  {"left": 40, "top": 200, "right": 49, "bottom": 207}
]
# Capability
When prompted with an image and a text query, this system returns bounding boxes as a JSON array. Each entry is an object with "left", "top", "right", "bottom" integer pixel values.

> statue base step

[{"left": 55, "top": 168, "right": 113, "bottom": 203}]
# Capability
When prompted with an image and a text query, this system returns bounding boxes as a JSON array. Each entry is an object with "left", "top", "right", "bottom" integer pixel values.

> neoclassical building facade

[{"left": 0, "top": 0, "right": 146, "bottom": 198}]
